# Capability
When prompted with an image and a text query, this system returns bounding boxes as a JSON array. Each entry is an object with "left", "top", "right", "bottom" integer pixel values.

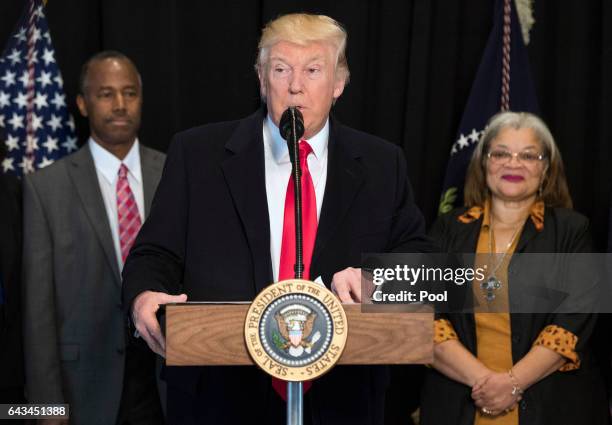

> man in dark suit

[
  {"left": 122, "top": 13, "right": 432, "bottom": 425},
  {"left": 0, "top": 128, "right": 25, "bottom": 415},
  {"left": 23, "top": 51, "right": 164, "bottom": 425}
]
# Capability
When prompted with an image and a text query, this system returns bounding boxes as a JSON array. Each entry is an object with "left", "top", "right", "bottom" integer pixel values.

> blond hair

[
  {"left": 255, "top": 13, "right": 350, "bottom": 84},
  {"left": 464, "top": 111, "right": 573, "bottom": 209}
]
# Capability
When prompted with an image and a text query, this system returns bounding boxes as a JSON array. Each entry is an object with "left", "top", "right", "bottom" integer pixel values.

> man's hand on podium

[
  {"left": 331, "top": 267, "right": 362, "bottom": 303},
  {"left": 132, "top": 291, "right": 188, "bottom": 357}
]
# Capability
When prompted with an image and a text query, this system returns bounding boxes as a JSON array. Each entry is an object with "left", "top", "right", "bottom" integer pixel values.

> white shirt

[
  {"left": 263, "top": 115, "right": 329, "bottom": 282},
  {"left": 88, "top": 138, "right": 145, "bottom": 271}
]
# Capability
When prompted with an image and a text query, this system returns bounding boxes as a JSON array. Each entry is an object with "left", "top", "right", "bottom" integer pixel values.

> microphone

[
  {"left": 278, "top": 106, "right": 306, "bottom": 279},
  {"left": 279, "top": 107, "right": 305, "bottom": 141},
  {"left": 279, "top": 107, "right": 305, "bottom": 165}
]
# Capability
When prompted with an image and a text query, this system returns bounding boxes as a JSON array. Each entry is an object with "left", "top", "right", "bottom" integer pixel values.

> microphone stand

[
  {"left": 287, "top": 107, "right": 304, "bottom": 425},
  {"left": 289, "top": 107, "right": 305, "bottom": 281}
]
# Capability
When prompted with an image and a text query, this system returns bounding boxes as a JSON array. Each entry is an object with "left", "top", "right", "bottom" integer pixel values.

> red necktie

[
  {"left": 273, "top": 140, "right": 317, "bottom": 400},
  {"left": 117, "top": 164, "right": 142, "bottom": 263}
]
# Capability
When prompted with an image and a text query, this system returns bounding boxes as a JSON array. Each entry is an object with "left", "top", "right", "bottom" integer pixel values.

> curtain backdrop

[{"left": 1, "top": 0, "right": 610, "bottom": 250}]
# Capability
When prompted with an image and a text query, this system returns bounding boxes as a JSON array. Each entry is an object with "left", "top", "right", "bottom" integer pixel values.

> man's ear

[
  {"left": 332, "top": 76, "right": 346, "bottom": 100},
  {"left": 76, "top": 94, "right": 88, "bottom": 117}
]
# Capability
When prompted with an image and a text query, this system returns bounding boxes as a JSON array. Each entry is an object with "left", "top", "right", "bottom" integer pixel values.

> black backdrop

[{"left": 1, "top": 0, "right": 611, "bottom": 250}]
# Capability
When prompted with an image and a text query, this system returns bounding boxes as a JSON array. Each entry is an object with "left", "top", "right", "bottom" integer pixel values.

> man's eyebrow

[
  {"left": 305, "top": 55, "right": 325, "bottom": 63},
  {"left": 268, "top": 55, "right": 327, "bottom": 64},
  {"left": 96, "top": 84, "right": 138, "bottom": 90},
  {"left": 269, "top": 56, "right": 289, "bottom": 63}
]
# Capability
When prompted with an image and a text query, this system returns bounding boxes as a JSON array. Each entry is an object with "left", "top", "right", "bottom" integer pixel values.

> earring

[{"left": 538, "top": 181, "right": 544, "bottom": 198}]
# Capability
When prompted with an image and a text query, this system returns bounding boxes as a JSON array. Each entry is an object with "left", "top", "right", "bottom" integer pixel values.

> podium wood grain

[{"left": 166, "top": 303, "right": 433, "bottom": 366}]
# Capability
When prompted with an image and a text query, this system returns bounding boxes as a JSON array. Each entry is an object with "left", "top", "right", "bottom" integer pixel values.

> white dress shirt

[
  {"left": 263, "top": 115, "right": 328, "bottom": 282},
  {"left": 89, "top": 138, "right": 145, "bottom": 270}
]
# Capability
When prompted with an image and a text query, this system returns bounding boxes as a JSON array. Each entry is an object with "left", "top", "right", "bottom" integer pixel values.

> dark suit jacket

[
  {"left": 0, "top": 174, "right": 23, "bottom": 394},
  {"left": 420, "top": 206, "right": 610, "bottom": 425},
  {"left": 122, "top": 108, "right": 434, "bottom": 425},
  {"left": 23, "top": 144, "right": 165, "bottom": 425}
]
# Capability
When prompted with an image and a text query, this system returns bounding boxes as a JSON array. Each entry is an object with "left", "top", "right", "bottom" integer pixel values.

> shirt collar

[
  {"left": 457, "top": 198, "right": 545, "bottom": 232},
  {"left": 264, "top": 114, "right": 329, "bottom": 164},
  {"left": 88, "top": 137, "right": 142, "bottom": 184}
]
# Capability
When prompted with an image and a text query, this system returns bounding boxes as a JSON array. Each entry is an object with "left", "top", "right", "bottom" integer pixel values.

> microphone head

[{"left": 279, "top": 107, "right": 305, "bottom": 141}]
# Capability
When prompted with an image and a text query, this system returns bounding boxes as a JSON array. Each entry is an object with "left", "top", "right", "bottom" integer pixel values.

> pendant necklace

[{"left": 481, "top": 215, "right": 523, "bottom": 302}]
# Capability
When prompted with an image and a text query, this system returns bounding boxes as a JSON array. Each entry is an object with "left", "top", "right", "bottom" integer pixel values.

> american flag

[
  {"left": 0, "top": 0, "right": 76, "bottom": 177},
  {"left": 438, "top": 0, "right": 539, "bottom": 214}
]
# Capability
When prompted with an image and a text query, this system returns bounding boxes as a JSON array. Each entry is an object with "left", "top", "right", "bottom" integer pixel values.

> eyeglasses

[{"left": 486, "top": 150, "right": 546, "bottom": 165}]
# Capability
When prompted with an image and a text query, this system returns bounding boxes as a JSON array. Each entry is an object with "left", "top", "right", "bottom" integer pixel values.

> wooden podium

[{"left": 165, "top": 303, "right": 433, "bottom": 366}]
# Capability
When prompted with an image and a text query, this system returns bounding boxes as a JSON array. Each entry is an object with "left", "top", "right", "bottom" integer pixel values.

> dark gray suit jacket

[{"left": 23, "top": 144, "right": 164, "bottom": 425}]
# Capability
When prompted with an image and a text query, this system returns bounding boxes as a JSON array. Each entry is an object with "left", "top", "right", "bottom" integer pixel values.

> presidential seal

[{"left": 244, "top": 279, "right": 348, "bottom": 381}]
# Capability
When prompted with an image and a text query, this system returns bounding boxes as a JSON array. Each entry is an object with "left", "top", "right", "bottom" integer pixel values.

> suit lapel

[
  {"left": 221, "top": 110, "right": 273, "bottom": 292},
  {"left": 453, "top": 218, "right": 481, "bottom": 253},
  {"left": 67, "top": 146, "right": 121, "bottom": 285},
  {"left": 515, "top": 217, "right": 539, "bottom": 253},
  {"left": 139, "top": 145, "right": 164, "bottom": 215},
  {"left": 311, "top": 120, "right": 365, "bottom": 270}
]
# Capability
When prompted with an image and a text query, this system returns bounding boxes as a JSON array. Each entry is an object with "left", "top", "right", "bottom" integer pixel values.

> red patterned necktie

[
  {"left": 117, "top": 163, "right": 142, "bottom": 263},
  {"left": 273, "top": 140, "right": 317, "bottom": 400}
]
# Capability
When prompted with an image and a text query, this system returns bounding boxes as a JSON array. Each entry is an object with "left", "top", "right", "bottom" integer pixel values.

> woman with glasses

[{"left": 420, "top": 111, "right": 609, "bottom": 425}]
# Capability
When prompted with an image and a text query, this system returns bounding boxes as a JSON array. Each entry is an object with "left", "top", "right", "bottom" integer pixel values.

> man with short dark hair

[{"left": 23, "top": 51, "right": 165, "bottom": 425}]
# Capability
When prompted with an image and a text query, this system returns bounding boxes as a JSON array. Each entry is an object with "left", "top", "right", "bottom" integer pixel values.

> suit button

[
  {"left": 511, "top": 334, "right": 521, "bottom": 343},
  {"left": 117, "top": 348, "right": 124, "bottom": 355},
  {"left": 520, "top": 400, "right": 527, "bottom": 410}
]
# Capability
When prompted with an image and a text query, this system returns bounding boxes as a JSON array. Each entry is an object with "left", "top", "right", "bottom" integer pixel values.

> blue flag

[
  {"left": 0, "top": 0, "right": 76, "bottom": 177},
  {"left": 438, "top": 0, "right": 539, "bottom": 214}
]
